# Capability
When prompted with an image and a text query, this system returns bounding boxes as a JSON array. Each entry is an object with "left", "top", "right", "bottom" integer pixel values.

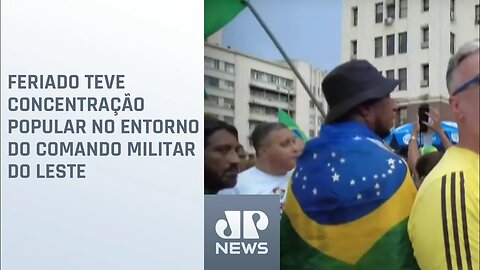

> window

[
  {"left": 225, "top": 63, "right": 235, "bottom": 74},
  {"left": 309, "top": 100, "right": 315, "bottom": 109},
  {"left": 204, "top": 57, "right": 219, "bottom": 70},
  {"left": 421, "top": 26, "right": 429, "bottom": 49},
  {"left": 475, "top": 5, "right": 479, "bottom": 25},
  {"left": 387, "top": 34, "right": 395, "bottom": 56},
  {"left": 206, "top": 95, "right": 219, "bottom": 106},
  {"left": 421, "top": 64, "right": 429, "bottom": 87},
  {"left": 386, "top": 70, "right": 395, "bottom": 79},
  {"left": 375, "top": 3, "right": 383, "bottom": 23},
  {"left": 251, "top": 70, "right": 261, "bottom": 80},
  {"left": 398, "top": 32, "right": 407, "bottom": 53},
  {"left": 251, "top": 69, "right": 293, "bottom": 89},
  {"left": 375, "top": 37, "right": 383, "bottom": 58},
  {"left": 204, "top": 75, "right": 219, "bottom": 87},
  {"left": 224, "top": 98, "right": 234, "bottom": 109},
  {"left": 450, "top": 33, "right": 455, "bottom": 54},
  {"left": 423, "top": 0, "right": 429, "bottom": 12},
  {"left": 398, "top": 68, "right": 407, "bottom": 91},
  {"left": 283, "top": 79, "right": 294, "bottom": 89},
  {"left": 265, "top": 107, "right": 278, "bottom": 116},
  {"left": 450, "top": 0, "right": 455, "bottom": 21},
  {"left": 399, "top": 0, "right": 408, "bottom": 18},
  {"left": 250, "top": 104, "right": 263, "bottom": 114},
  {"left": 224, "top": 80, "right": 234, "bottom": 91},
  {"left": 386, "top": 2, "right": 395, "bottom": 19},
  {"left": 395, "top": 107, "right": 408, "bottom": 126},
  {"left": 352, "top": 6, "right": 358, "bottom": 26},
  {"left": 351, "top": 40, "right": 358, "bottom": 58}
]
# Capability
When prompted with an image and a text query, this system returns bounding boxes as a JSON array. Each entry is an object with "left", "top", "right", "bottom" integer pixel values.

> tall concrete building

[
  {"left": 342, "top": 0, "right": 480, "bottom": 126},
  {"left": 205, "top": 41, "right": 328, "bottom": 155}
]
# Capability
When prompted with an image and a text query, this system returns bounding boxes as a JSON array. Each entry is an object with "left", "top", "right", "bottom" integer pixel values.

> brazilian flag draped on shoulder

[
  {"left": 278, "top": 109, "right": 308, "bottom": 142},
  {"left": 281, "top": 121, "right": 419, "bottom": 270},
  {"left": 204, "top": 0, "right": 245, "bottom": 38}
]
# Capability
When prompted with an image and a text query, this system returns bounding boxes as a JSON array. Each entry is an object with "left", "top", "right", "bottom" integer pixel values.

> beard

[
  {"left": 204, "top": 166, "right": 238, "bottom": 194},
  {"left": 375, "top": 119, "right": 392, "bottom": 139},
  {"left": 204, "top": 167, "right": 223, "bottom": 194}
]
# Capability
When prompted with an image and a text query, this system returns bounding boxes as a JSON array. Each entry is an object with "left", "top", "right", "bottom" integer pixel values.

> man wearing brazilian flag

[{"left": 281, "top": 60, "right": 419, "bottom": 269}]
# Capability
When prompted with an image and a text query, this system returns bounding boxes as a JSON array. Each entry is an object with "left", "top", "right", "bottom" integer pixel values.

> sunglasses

[{"left": 452, "top": 74, "right": 480, "bottom": 96}]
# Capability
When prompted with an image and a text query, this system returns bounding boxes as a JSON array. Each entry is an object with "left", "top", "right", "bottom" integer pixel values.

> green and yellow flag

[
  {"left": 278, "top": 109, "right": 308, "bottom": 142},
  {"left": 281, "top": 122, "right": 419, "bottom": 269},
  {"left": 204, "top": 0, "right": 245, "bottom": 38}
]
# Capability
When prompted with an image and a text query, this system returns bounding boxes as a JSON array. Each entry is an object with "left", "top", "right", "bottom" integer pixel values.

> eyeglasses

[{"left": 452, "top": 74, "right": 480, "bottom": 96}]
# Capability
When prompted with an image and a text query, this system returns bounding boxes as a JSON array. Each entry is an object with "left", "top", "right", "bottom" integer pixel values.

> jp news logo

[
  {"left": 205, "top": 195, "right": 279, "bottom": 270},
  {"left": 215, "top": 210, "right": 269, "bottom": 255}
]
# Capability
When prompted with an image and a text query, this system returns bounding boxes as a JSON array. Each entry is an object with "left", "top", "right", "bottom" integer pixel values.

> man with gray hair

[{"left": 408, "top": 40, "right": 479, "bottom": 270}]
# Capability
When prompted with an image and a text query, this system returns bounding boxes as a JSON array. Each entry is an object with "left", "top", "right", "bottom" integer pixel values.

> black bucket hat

[{"left": 322, "top": 60, "right": 400, "bottom": 123}]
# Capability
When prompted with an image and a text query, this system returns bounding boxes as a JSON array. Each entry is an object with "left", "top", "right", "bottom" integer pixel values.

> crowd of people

[{"left": 204, "top": 40, "right": 479, "bottom": 269}]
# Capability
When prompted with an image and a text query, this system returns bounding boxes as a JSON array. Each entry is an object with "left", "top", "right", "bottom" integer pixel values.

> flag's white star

[
  {"left": 376, "top": 191, "right": 381, "bottom": 196},
  {"left": 302, "top": 185, "right": 306, "bottom": 189},
  {"left": 332, "top": 173, "right": 340, "bottom": 182},
  {"left": 390, "top": 165, "right": 396, "bottom": 170},
  {"left": 382, "top": 174, "right": 386, "bottom": 178},
  {"left": 331, "top": 152, "right": 336, "bottom": 158},
  {"left": 299, "top": 167, "right": 303, "bottom": 171},
  {"left": 387, "top": 158, "right": 395, "bottom": 165},
  {"left": 398, "top": 159, "right": 403, "bottom": 164},
  {"left": 362, "top": 176, "right": 366, "bottom": 181},
  {"left": 313, "top": 188, "right": 317, "bottom": 195},
  {"left": 303, "top": 176, "right": 307, "bottom": 181},
  {"left": 331, "top": 168, "right": 335, "bottom": 172},
  {"left": 340, "top": 158, "right": 346, "bottom": 164},
  {"left": 388, "top": 169, "right": 393, "bottom": 174},
  {"left": 313, "top": 153, "right": 318, "bottom": 159},
  {"left": 350, "top": 179, "right": 355, "bottom": 186},
  {"left": 374, "top": 174, "right": 378, "bottom": 179},
  {"left": 353, "top": 136, "right": 361, "bottom": 141},
  {"left": 357, "top": 193, "right": 362, "bottom": 200},
  {"left": 327, "top": 163, "right": 331, "bottom": 167},
  {"left": 375, "top": 183, "right": 380, "bottom": 189},
  {"left": 295, "top": 172, "right": 299, "bottom": 178}
]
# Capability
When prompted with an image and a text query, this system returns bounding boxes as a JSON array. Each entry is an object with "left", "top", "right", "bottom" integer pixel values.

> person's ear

[
  {"left": 257, "top": 145, "right": 267, "bottom": 156},
  {"left": 357, "top": 104, "right": 371, "bottom": 118},
  {"left": 449, "top": 96, "right": 464, "bottom": 121}
]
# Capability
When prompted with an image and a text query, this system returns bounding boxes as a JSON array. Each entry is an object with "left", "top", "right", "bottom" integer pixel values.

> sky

[{"left": 223, "top": 0, "right": 343, "bottom": 71}]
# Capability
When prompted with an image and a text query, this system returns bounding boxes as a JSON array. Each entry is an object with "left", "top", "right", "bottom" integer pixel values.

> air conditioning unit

[
  {"left": 450, "top": 10, "right": 455, "bottom": 21},
  {"left": 384, "top": 17, "right": 394, "bottom": 25},
  {"left": 421, "top": 41, "right": 429, "bottom": 49},
  {"left": 420, "top": 80, "right": 429, "bottom": 87}
]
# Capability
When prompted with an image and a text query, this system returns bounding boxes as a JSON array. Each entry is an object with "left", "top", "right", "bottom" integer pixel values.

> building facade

[
  {"left": 342, "top": 0, "right": 480, "bottom": 126},
  {"left": 205, "top": 42, "right": 328, "bottom": 155}
]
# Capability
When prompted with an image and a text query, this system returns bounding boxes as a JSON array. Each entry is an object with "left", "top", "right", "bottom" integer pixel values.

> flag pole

[{"left": 241, "top": 0, "right": 326, "bottom": 119}]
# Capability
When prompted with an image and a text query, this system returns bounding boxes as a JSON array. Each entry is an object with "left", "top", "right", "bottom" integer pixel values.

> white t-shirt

[{"left": 219, "top": 167, "right": 292, "bottom": 211}]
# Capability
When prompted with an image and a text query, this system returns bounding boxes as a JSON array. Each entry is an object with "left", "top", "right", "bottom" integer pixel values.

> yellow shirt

[{"left": 409, "top": 146, "right": 479, "bottom": 270}]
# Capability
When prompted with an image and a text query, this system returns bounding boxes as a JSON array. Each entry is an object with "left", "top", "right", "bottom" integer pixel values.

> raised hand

[{"left": 424, "top": 107, "right": 441, "bottom": 133}]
